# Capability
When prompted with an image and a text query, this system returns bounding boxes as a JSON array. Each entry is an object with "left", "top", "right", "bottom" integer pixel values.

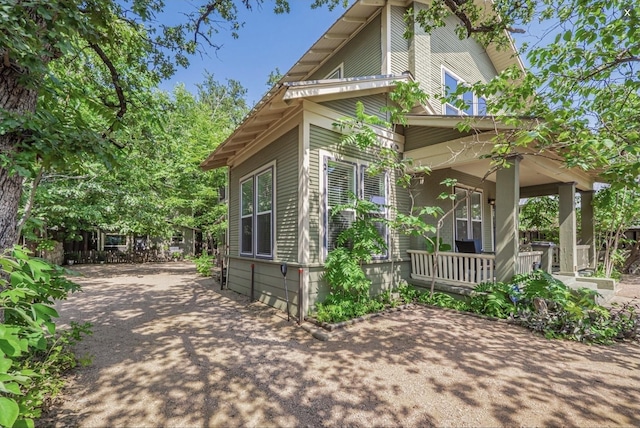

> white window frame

[
  {"left": 239, "top": 162, "right": 276, "bottom": 259},
  {"left": 324, "top": 63, "right": 344, "bottom": 80},
  {"left": 441, "top": 66, "right": 487, "bottom": 116},
  {"left": 453, "top": 186, "right": 484, "bottom": 247},
  {"left": 171, "top": 230, "right": 185, "bottom": 244},
  {"left": 320, "top": 151, "right": 388, "bottom": 261}
]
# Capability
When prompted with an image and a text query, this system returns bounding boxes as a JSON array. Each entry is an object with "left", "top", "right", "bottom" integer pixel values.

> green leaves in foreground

[{"left": 1, "top": 246, "right": 87, "bottom": 428}]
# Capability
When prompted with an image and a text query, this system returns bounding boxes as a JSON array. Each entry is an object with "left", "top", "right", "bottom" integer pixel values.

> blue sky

[
  {"left": 160, "top": 1, "right": 352, "bottom": 105},
  {"left": 158, "top": 1, "right": 560, "bottom": 107}
]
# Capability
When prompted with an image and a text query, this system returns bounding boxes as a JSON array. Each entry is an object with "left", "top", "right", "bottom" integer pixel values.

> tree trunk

[{"left": 0, "top": 60, "right": 39, "bottom": 252}]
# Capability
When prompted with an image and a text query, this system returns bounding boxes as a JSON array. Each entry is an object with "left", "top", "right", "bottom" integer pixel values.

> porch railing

[
  {"left": 407, "top": 250, "right": 544, "bottom": 286},
  {"left": 516, "top": 251, "right": 543, "bottom": 275},
  {"left": 576, "top": 245, "right": 590, "bottom": 270},
  {"left": 407, "top": 250, "right": 495, "bottom": 286},
  {"left": 552, "top": 245, "right": 591, "bottom": 270}
]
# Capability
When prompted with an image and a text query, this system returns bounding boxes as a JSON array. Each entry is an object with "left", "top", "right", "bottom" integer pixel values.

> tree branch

[
  {"left": 89, "top": 42, "right": 126, "bottom": 148},
  {"left": 16, "top": 166, "right": 44, "bottom": 238},
  {"left": 579, "top": 48, "right": 640, "bottom": 82}
]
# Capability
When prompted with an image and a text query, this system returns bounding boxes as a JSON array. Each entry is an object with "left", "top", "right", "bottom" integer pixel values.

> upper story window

[
  {"left": 240, "top": 164, "right": 274, "bottom": 258},
  {"left": 443, "top": 68, "right": 487, "bottom": 116},
  {"left": 323, "top": 156, "right": 388, "bottom": 259},
  {"left": 324, "top": 63, "right": 344, "bottom": 80}
]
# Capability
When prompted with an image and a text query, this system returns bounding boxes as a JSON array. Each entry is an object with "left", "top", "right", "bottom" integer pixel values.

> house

[{"left": 201, "top": 0, "right": 607, "bottom": 319}]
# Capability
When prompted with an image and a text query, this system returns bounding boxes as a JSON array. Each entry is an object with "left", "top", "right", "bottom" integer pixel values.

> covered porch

[{"left": 401, "top": 116, "right": 602, "bottom": 289}]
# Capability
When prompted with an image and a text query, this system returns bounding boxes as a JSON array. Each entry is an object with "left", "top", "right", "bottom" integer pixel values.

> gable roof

[
  {"left": 200, "top": 0, "right": 524, "bottom": 170},
  {"left": 279, "top": 0, "right": 524, "bottom": 87},
  {"left": 200, "top": 74, "right": 411, "bottom": 170}
]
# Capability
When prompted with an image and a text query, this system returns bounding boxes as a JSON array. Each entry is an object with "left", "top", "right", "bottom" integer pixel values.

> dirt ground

[{"left": 41, "top": 262, "right": 640, "bottom": 427}]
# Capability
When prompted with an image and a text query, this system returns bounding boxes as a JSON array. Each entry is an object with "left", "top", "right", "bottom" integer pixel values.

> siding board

[{"left": 311, "top": 14, "right": 382, "bottom": 79}]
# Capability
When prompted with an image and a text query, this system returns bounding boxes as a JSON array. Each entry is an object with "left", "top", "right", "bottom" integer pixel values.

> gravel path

[{"left": 43, "top": 263, "right": 640, "bottom": 427}]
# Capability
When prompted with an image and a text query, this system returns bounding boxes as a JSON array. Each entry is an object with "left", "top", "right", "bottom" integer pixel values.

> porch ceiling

[{"left": 404, "top": 133, "right": 596, "bottom": 191}]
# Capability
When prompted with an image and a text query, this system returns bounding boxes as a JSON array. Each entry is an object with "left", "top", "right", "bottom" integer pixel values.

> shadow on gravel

[{"left": 44, "top": 263, "right": 640, "bottom": 427}]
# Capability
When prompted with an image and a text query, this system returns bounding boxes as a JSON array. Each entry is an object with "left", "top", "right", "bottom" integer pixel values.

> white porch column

[
  {"left": 580, "top": 190, "right": 596, "bottom": 269},
  {"left": 559, "top": 182, "right": 578, "bottom": 275},
  {"left": 495, "top": 155, "right": 521, "bottom": 283}
]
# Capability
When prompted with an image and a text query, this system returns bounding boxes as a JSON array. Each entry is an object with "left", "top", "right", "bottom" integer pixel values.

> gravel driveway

[{"left": 44, "top": 262, "right": 640, "bottom": 427}]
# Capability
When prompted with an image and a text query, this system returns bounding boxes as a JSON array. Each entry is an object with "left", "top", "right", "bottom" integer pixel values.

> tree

[
  {"left": 0, "top": 0, "right": 348, "bottom": 254},
  {"left": 409, "top": 0, "right": 639, "bottom": 177},
  {"left": 24, "top": 75, "right": 249, "bottom": 247},
  {"left": 410, "top": 0, "right": 640, "bottom": 276}
]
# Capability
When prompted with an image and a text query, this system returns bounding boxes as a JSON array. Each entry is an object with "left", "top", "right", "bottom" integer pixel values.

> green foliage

[
  {"left": 323, "top": 248, "right": 371, "bottom": 302},
  {"left": 469, "top": 271, "right": 639, "bottom": 344},
  {"left": 468, "top": 282, "right": 518, "bottom": 318},
  {"left": 193, "top": 252, "right": 215, "bottom": 277},
  {"left": 424, "top": 237, "right": 451, "bottom": 253},
  {"left": 314, "top": 294, "right": 385, "bottom": 324},
  {"left": 417, "top": 291, "right": 468, "bottom": 311},
  {"left": 594, "top": 185, "right": 640, "bottom": 277},
  {"left": 519, "top": 196, "right": 559, "bottom": 240},
  {"left": 323, "top": 197, "right": 387, "bottom": 302},
  {"left": 396, "top": 282, "right": 419, "bottom": 303},
  {"left": 0, "top": 246, "right": 88, "bottom": 427}
]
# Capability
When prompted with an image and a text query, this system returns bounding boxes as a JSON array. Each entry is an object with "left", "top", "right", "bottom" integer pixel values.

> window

[
  {"left": 240, "top": 166, "right": 274, "bottom": 258},
  {"left": 324, "top": 156, "right": 387, "bottom": 258},
  {"left": 324, "top": 64, "right": 343, "bottom": 79},
  {"left": 362, "top": 165, "right": 387, "bottom": 257},
  {"left": 454, "top": 187, "right": 483, "bottom": 245},
  {"left": 171, "top": 230, "right": 184, "bottom": 244},
  {"left": 443, "top": 68, "right": 487, "bottom": 116}
]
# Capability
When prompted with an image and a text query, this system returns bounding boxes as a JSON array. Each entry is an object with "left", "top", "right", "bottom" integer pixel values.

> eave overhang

[{"left": 200, "top": 74, "right": 412, "bottom": 170}]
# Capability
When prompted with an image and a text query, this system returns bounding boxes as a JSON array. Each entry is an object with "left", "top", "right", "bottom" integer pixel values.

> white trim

[
  {"left": 283, "top": 75, "right": 411, "bottom": 101},
  {"left": 453, "top": 186, "right": 484, "bottom": 250},
  {"left": 324, "top": 63, "right": 344, "bottom": 79},
  {"left": 298, "top": 117, "right": 310, "bottom": 265},
  {"left": 381, "top": 3, "right": 392, "bottom": 75},
  {"left": 441, "top": 65, "right": 486, "bottom": 116},
  {"left": 238, "top": 160, "right": 277, "bottom": 259}
]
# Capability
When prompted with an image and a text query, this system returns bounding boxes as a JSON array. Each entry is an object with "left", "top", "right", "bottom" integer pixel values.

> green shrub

[
  {"left": 418, "top": 291, "right": 468, "bottom": 311},
  {"left": 0, "top": 246, "right": 89, "bottom": 428},
  {"left": 468, "top": 281, "right": 519, "bottom": 318},
  {"left": 395, "top": 282, "right": 418, "bottom": 303},
  {"left": 193, "top": 252, "right": 215, "bottom": 277},
  {"left": 314, "top": 294, "right": 385, "bottom": 323},
  {"left": 471, "top": 271, "right": 640, "bottom": 344}
]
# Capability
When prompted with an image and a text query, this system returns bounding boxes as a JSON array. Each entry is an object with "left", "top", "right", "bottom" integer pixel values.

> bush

[
  {"left": 0, "top": 246, "right": 89, "bottom": 428},
  {"left": 314, "top": 294, "right": 385, "bottom": 323},
  {"left": 193, "top": 252, "right": 215, "bottom": 277},
  {"left": 470, "top": 271, "right": 639, "bottom": 344}
]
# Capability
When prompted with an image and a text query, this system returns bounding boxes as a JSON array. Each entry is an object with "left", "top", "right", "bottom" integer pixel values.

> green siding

[
  {"left": 227, "top": 258, "right": 301, "bottom": 313},
  {"left": 390, "top": 6, "right": 410, "bottom": 75},
  {"left": 406, "top": 2, "right": 498, "bottom": 105},
  {"left": 311, "top": 14, "right": 382, "bottom": 79},
  {"left": 320, "top": 94, "right": 389, "bottom": 122},
  {"left": 228, "top": 126, "right": 299, "bottom": 262}
]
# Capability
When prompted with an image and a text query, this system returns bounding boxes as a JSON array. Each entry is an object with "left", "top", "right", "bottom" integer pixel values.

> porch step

[{"left": 553, "top": 275, "right": 618, "bottom": 305}]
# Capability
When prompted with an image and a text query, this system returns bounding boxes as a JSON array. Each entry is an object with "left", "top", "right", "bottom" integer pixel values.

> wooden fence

[{"left": 64, "top": 249, "right": 174, "bottom": 265}]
